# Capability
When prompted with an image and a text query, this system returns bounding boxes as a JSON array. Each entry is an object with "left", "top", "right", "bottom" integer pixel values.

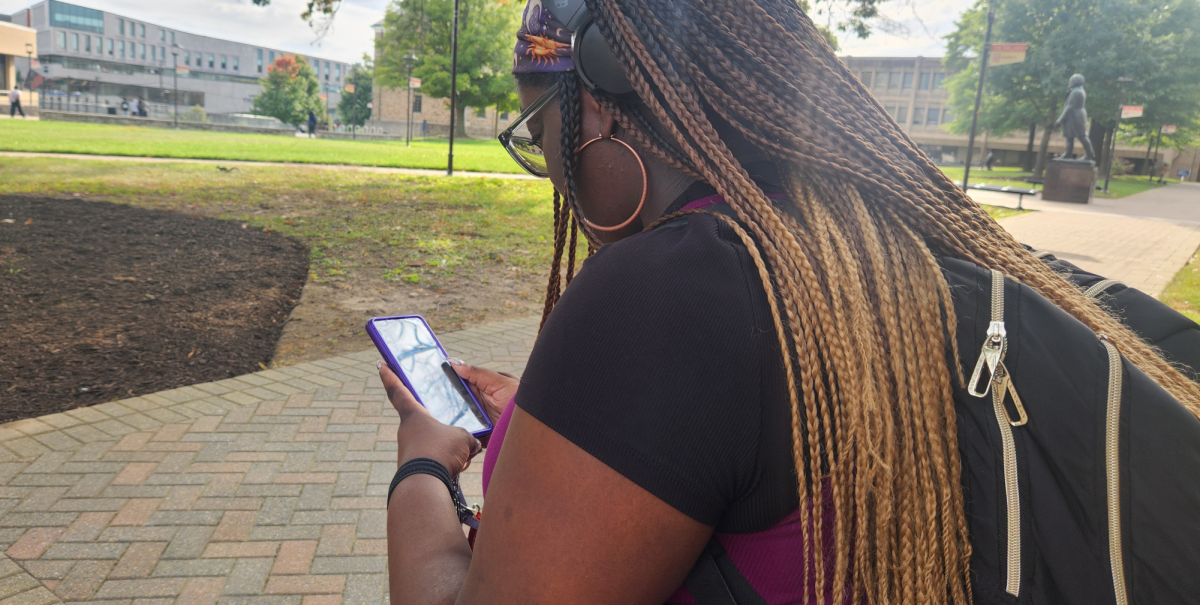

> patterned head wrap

[{"left": 513, "top": 0, "right": 574, "bottom": 74}]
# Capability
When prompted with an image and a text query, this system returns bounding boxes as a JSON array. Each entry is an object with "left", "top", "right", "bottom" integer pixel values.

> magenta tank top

[{"left": 481, "top": 397, "right": 841, "bottom": 605}]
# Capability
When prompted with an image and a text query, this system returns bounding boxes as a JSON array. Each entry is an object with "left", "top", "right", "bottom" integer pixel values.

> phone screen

[{"left": 372, "top": 318, "right": 489, "bottom": 434}]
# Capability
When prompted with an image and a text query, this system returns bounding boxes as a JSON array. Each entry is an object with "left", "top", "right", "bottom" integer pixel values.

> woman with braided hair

[{"left": 379, "top": 0, "right": 1200, "bottom": 603}]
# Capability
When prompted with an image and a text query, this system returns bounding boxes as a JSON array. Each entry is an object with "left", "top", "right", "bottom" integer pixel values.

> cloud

[{"left": 0, "top": 0, "right": 383, "bottom": 64}]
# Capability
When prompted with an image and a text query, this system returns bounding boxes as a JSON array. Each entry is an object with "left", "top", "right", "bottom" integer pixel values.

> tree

[
  {"left": 943, "top": 0, "right": 1200, "bottom": 178},
  {"left": 338, "top": 62, "right": 374, "bottom": 128},
  {"left": 251, "top": 55, "right": 325, "bottom": 129},
  {"left": 375, "top": 0, "right": 518, "bottom": 138}
]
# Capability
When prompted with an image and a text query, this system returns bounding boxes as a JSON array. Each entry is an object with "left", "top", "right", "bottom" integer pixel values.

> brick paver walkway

[{"left": 0, "top": 317, "right": 538, "bottom": 605}]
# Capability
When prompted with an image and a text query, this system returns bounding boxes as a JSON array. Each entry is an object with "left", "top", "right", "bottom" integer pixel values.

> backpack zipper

[
  {"left": 1084, "top": 279, "right": 1124, "bottom": 299},
  {"left": 972, "top": 270, "right": 1024, "bottom": 596},
  {"left": 1099, "top": 336, "right": 1129, "bottom": 605}
]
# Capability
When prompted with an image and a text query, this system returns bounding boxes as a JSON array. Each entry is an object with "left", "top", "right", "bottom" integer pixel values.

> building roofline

[
  {"left": 19, "top": 0, "right": 352, "bottom": 64},
  {"left": 0, "top": 19, "right": 36, "bottom": 33}
]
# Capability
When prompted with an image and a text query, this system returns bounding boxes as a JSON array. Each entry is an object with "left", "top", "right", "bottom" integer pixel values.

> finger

[{"left": 377, "top": 361, "right": 428, "bottom": 418}]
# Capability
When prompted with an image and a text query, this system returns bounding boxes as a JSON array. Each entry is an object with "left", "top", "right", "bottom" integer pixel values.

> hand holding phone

[{"left": 366, "top": 316, "right": 493, "bottom": 438}]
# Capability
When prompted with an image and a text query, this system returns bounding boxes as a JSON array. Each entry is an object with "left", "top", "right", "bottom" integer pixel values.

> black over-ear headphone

[{"left": 544, "top": 0, "right": 635, "bottom": 96}]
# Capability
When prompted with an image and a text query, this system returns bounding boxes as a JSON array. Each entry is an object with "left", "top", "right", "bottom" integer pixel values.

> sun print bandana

[{"left": 513, "top": 0, "right": 574, "bottom": 73}]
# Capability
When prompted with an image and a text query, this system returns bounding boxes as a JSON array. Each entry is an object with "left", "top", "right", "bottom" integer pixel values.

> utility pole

[
  {"left": 24, "top": 44, "right": 33, "bottom": 112},
  {"left": 404, "top": 52, "right": 417, "bottom": 147},
  {"left": 171, "top": 44, "right": 181, "bottom": 129},
  {"left": 962, "top": 0, "right": 995, "bottom": 190},
  {"left": 1102, "top": 77, "right": 1135, "bottom": 194},
  {"left": 447, "top": 0, "right": 460, "bottom": 176}
]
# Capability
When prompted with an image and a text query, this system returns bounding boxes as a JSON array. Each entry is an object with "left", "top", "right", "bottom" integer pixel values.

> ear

[{"left": 580, "top": 87, "right": 617, "bottom": 139}]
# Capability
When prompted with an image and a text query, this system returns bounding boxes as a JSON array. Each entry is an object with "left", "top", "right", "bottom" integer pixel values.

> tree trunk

[
  {"left": 1024, "top": 122, "right": 1037, "bottom": 172},
  {"left": 455, "top": 101, "right": 468, "bottom": 138},
  {"left": 1098, "top": 126, "right": 1114, "bottom": 178},
  {"left": 1089, "top": 119, "right": 1107, "bottom": 165},
  {"left": 1033, "top": 98, "right": 1059, "bottom": 179}
]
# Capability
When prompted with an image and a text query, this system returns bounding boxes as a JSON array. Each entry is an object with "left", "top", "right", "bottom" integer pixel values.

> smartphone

[{"left": 365, "top": 315, "right": 493, "bottom": 438}]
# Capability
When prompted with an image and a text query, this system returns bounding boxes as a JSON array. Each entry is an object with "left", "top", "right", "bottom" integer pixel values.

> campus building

[
  {"left": 365, "top": 20, "right": 516, "bottom": 138},
  {"left": 841, "top": 56, "right": 1200, "bottom": 180},
  {"left": 0, "top": 18, "right": 37, "bottom": 99},
  {"left": 4, "top": 0, "right": 351, "bottom": 117}
]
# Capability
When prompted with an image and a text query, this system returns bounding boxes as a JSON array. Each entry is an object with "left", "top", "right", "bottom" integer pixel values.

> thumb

[{"left": 377, "top": 361, "right": 428, "bottom": 419}]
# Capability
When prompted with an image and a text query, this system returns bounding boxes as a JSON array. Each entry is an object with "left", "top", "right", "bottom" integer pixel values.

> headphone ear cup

[{"left": 573, "top": 20, "right": 635, "bottom": 97}]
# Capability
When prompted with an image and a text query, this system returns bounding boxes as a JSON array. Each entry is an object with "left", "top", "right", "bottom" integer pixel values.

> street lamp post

[
  {"left": 171, "top": 44, "right": 182, "bottom": 129},
  {"left": 95, "top": 76, "right": 100, "bottom": 111},
  {"left": 403, "top": 52, "right": 417, "bottom": 147},
  {"left": 24, "top": 44, "right": 33, "bottom": 113},
  {"left": 447, "top": 0, "right": 460, "bottom": 176},
  {"left": 1102, "top": 77, "right": 1136, "bottom": 194},
  {"left": 962, "top": 0, "right": 995, "bottom": 190}
]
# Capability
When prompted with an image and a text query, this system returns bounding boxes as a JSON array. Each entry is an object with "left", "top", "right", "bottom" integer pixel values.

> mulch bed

[{"left": 0, "top": 196, "right": 308, "bottom": 423}]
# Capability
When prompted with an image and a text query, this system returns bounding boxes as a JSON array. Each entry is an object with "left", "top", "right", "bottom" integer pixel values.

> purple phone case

[{"left": 365, "top": 315, "right": 494, "bottom": 438}]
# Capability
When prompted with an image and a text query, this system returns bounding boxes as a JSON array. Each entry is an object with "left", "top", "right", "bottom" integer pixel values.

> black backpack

[
  {"left": 685, "top": 256, "right": 1200, "bottom": 605},
  {"left": 1031, "top": 249, "right": 1200, "bottom": 381}
]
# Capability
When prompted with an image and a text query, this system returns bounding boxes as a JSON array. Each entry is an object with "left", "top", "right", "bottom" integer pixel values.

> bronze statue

[{"left": 1055, "top": 74, "right": 1095, "bottom": 162}]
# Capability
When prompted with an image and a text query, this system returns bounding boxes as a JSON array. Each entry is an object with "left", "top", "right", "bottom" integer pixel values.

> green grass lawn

[
  {"left": 0, "top": 119, "right": 521, "bottom": 173},
  {"left": 1159, "top": 250, "right": 1200, "bottom": 323},
  {"left": 937, "top": 164, "right": 1167, "bottom": 199}
]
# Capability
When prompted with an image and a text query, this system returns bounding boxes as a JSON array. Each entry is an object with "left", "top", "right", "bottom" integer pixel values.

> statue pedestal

[{"left": 1043, "top": 159, "right": 1096, "bottom": 204}]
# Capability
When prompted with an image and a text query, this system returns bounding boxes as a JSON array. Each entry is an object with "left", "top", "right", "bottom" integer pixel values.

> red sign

[
  {"left": 990, "top": 43, "right": 1027, "bottom": 66},
  {"left": 409, "top": 77, "right": 421, "bottom": 89},
  {"left": 1121, "top": 105, "right": 1144, "bottom": 119},
  {"left": 1162, "top": 125, "right": 1178, "bottom": 134}
]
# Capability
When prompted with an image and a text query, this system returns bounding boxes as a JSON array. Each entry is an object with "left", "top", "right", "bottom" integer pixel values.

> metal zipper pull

[
  {"left": 969, "top": 320, "right": 1007, "bottom": 396},
  {"left": 991, "top": 363, "right": 1029, "bottom": 427}
]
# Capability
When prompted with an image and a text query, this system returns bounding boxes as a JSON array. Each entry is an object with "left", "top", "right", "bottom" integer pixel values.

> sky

[{"left": 0, "top": 0, "right": 974, "bottom": 65}]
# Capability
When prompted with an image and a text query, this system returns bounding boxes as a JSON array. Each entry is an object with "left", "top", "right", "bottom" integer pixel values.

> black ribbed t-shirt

[{"left": 515, "top": 212, "right": 799, "bottom": 533}]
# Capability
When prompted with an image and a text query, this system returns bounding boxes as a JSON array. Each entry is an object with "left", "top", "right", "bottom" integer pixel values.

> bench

[{"left": 966, "top": 183, "right": 1039, "bottom": 210}]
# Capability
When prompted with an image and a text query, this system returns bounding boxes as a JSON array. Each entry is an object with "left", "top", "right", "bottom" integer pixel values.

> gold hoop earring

[{"left": 575, "top": 133, "right": 647, "bottom": 232}]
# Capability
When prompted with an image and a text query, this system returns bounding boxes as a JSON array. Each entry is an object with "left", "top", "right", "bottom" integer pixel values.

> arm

[{"left": 382, "top": 366, "right": 714, "bottom": 605}]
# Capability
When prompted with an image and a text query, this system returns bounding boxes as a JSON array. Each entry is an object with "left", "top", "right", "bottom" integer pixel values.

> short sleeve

[{"left": 515, "top": 214, "right": 772, "bottom": 526}]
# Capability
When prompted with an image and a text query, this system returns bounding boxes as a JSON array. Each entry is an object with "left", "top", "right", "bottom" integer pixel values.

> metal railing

[{"left": 40, "top": 96, "right": 178, "bottom": 121}]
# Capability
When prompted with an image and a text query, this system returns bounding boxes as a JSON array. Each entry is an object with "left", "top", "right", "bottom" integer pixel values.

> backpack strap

[{"left": 684, "top": 536, "right": 767, "bottom": 605}]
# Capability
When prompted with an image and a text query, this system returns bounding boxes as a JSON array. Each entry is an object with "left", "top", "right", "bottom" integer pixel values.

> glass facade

[
  {"left": 49, "top": 1, "right": 105, "bottom": 34},
  {"left": 257, "top": 49, "right": 263, "bottom": 73},
  {"left": 233, "top": 58, "right": 239, "bottom": 71}
]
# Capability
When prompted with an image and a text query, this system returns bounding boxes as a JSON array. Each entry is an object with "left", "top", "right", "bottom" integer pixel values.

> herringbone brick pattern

[{"left": 0, "top": 317, "right": 539, "bottom": 605}]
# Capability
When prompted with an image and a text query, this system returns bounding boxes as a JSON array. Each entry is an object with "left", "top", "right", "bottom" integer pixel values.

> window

[
  {"left": 335, "top": 64, "right": 340, "bottom": 79},
  {"left": 269, "top": 51, "right": 275, "bottom": 64},
  {"left": 221, "top": 56, "right": 226, "bottom": 69},
  {"left": 208, "top": 54, "right": 214, "bottom": 68},
  {"left": 257, "top": 49, "right": 263, "bottom": 73},
  {"left": 324, "top": 63, "right": 329, "bottom": 79},
  {"left": 926, "top": 108, "right": 940, "bottom": 126},
  {"left": 874, "top": 72, "right": 886, "bottom": 88},
  {"left": 150, "top": 46, "right": 155, "bottom": 61},
  {"left": 107, "top": 38, "right": 113, "bottom": 55},
  {"left": 500, "top": 111, "right": 509, "bottom": 120},
  {"left": 860, "top": 71, "right": 872, "bottom": 87},
  {"left": 933, "top": 73, "right": 946, "bottom": 88},
  {"left": 170, "top": 32, "right": 175, "bottom": 44},
  {"left": 413, "top": 94, "right": 422, "bottom": 113},
  {"left": 118, "top": 40, "right": 125, "bottom": 58},
  {"left": 884, "top": 106, "right": 895, "bottom": 118},
  {"left": 48, "top": 1, "right": 104, "bottom": 34},
  {"left": 896, "top": 105, "right": 908, "bottom": 124},
  {"left": 184, "top": 51, "right": 190, "bottom": 65},
  {"left": 119, "top": 19, "right": 124, "bottom": 35},
  {"left": 72, "top": 33, "right": 79, "bottom": 51},
  {"left": 475, "top": 107, "right": 486, "bottom": 118},
  {"left": 139, "top": 43, "right": 145, "bottom": 60},
  {"left": 919, "top": 72, "right": 930, "bottom": 90},
  {"left": 84, "top": 35, "right": 90, "bottom": 52},
  {"left": 195, "top": 53, "right": 201, "bottom": 66},
  {"left": 139, "top": 24, "right": 145, "bottom": 38},
  {"left": 160, "top": 29, "right": 165, "bottom": 41},
  {"left": 902, "top": 72, "right": 913, "bottom": 89},
  {"left": 912, "top": 107, "right": 924, "bottom": 125},
  {"left": 312, "top": 59, "right": 319, "bottom": 74},
  {"left": 57, "top": 31, "right": 67, "bottom": 49},
  {"left": 233, "top": 58, "right": 239, "bottom": 71},
  {"left": 889, "top": 71, "right": 902, "bottom": 89}
]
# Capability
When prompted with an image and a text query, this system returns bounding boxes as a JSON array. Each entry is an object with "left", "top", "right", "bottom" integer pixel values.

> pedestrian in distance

[
  {"left": 138, "top": 97, "right": 147, "bottom": 118},
  {"left": 307, "top": 110, "right": 317, "bottom": 138},
  {"left": 8, "top": 88, "right": 24, "bottom": 118},
  {"left": 984, "top": 148, "right": 995, "bottom": 170},
  {"left": 380, "top": 1, "right": 1200, "bottom": 604},
  {"left": 128, "top": 97, "right": 139, "bottom": 117},
  {"left": 121, "top": 99, "right": 129, "bottom": 116}
]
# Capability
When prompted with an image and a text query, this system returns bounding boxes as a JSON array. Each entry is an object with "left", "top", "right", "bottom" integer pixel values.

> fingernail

[
  {"left": 446, "top": 357, "right": 464, "bottom": 366},
  {"left": 376, "top": 360, "right": 384, "bottom": 370}
]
